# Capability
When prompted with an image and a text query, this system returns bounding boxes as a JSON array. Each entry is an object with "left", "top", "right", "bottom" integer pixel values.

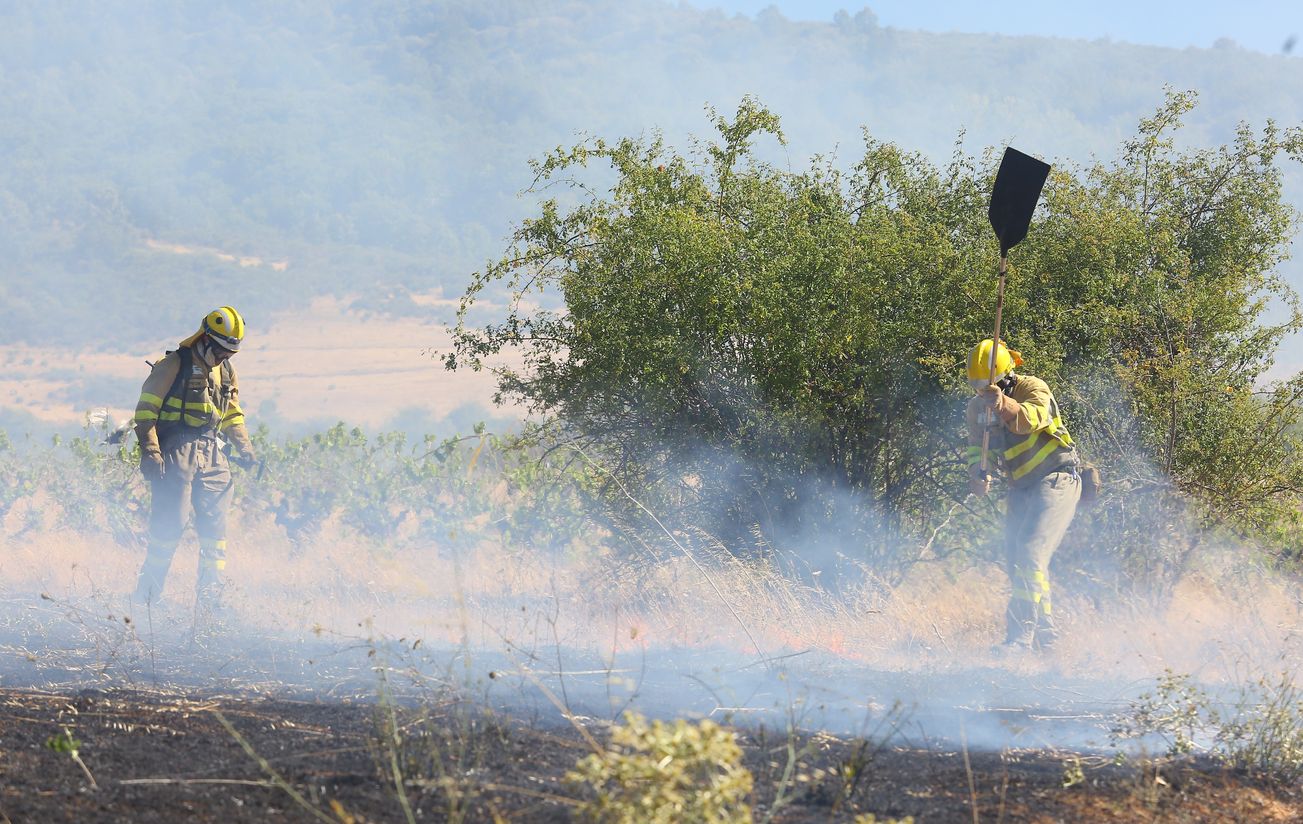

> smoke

[{"left": 1, "top": 387, "right": 1301, "bottom": 757}]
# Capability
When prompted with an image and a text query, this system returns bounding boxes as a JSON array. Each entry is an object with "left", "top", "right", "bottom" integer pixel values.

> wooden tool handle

[{"left": 979, "top": 255, "right": 1008, "bottom": 475}]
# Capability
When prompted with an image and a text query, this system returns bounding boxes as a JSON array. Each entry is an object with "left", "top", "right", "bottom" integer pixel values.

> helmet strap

[{"left": 194, "top": 336, "right": 214, "bottom": 367}]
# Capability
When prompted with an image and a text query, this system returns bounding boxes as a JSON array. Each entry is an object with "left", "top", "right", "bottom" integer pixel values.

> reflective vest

[
  {"left": 135, "top": 347, "right": 244, "bottom": 446},
  {"left": 966, "top": 374, "right": 1077, "bottom": 487}
]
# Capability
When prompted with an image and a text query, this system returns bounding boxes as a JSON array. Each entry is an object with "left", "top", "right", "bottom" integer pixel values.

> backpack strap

[
  {"left": 217, "top": 359, "right": 235, "bottom": 419},
  {"left": 167, "top": 347, "right": 192, "bottom": 405}
]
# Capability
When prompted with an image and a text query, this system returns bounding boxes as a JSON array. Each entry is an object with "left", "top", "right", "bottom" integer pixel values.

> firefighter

[
  {"left": 965, "top": 339, "right": 1080, "bottom": 652},
  {"left": 130, "top": 306, "right": 257, "bottom": 616}
]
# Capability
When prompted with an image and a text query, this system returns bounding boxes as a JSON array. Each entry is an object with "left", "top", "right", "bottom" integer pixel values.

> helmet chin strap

[{"left": 194, "top": 336, "right": 214, "bottom": 367}]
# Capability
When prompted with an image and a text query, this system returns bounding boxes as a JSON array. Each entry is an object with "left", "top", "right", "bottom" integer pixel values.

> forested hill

[{"left": 5, "top": 0, "right": 1303, "bottom": 346}]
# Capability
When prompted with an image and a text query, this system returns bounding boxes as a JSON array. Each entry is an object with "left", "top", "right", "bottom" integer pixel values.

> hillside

[{"left": 5, "top": 0, "right": 1303, "bottom": 352}]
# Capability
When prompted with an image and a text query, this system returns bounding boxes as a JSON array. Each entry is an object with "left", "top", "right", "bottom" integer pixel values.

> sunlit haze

[{"left": 696, "top": 0, "right": 1303, "bottom": 54}]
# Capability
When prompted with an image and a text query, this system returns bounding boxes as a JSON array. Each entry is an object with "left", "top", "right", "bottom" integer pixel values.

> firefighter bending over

[
  {"left": 965, "top": 339, "right": 1080, "bottom": 652},
  {"left": 131, "top": 306, "right": 257, "bottom": 615}
]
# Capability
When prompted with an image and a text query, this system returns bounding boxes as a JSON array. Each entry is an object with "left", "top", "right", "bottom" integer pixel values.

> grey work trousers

[
  {"left": 1003, "top": 466, "right": 1080, "bottom": 648},
  {"left": 132, "top": 435, "right": 233, "bottom": 605}
]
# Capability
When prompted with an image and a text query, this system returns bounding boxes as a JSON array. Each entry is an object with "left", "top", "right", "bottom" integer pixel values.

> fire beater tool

[{"left": 981, "top": 147, "right": 1051, "bottom": 474}]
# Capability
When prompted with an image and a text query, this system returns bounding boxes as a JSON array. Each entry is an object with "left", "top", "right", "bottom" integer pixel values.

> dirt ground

[{"left": 1, "top": 686, "right": 1300, "bottom": 823}]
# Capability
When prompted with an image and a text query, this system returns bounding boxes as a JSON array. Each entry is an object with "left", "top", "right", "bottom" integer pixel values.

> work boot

[
  {"left": 195, "top": 577, "right": 228, "bottom": 618},
  {"left": 1035, "top": 622, "right": 1060, "bottom": 651},
  {"left": 195, "top": 570, "right": 225, "bottom": 628},
  {"left": 988, "top": 640, "right": 1036, "bottom": 669},
  {"left": 195, "top": 541, "right": 227, "bottom": 604},
  {"left": 131, "top": 542, "right": 178, "bottom": 607},
  {"left": 1004, "top": 615, "right": 1037, "bottom": 650}
]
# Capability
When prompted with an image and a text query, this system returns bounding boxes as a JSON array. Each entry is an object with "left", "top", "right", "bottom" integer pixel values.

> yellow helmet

[
  {"left": 967, "top": 338, "right": 1022, "bottom": 384},
  {"left": 201, "top": 306, "right": 245, "bottom": 352}
]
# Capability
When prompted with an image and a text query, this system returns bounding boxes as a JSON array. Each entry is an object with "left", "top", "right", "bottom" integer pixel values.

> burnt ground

[
  {"left": 2, "top": 686, "right": 1301, "bottom": 823},
  {"left": 0, "top": 592, "right": 1300, "bottom": 822}
]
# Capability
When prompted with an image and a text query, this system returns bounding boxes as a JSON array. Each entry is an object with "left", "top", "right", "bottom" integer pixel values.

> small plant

[
  {"left": 1113, "top": 670, "right": 1211, "bottom": 757},
  {"left": 46, "top": 726, "right": 98, "bottom": 790},
  {"left": 853, "top": 815, "right": 914, "bottom": 824},
  {"left": 1113, "top": 669, "right": 1303, "bottom": 785},
  {"left": 1060, "top": 756, "right": 1085, "bottom": 788},
  {"left": 45, "top": 728, "right": 81, "bottom": 753},
  {"left": 1216, "top": 671, "right": 1303, "bottom": 783},
  {"left": 830, "top": 700, "right": 906, "bottom": 814},
  {"left": 567, "top": 712, "right": 753, "bottom": 823}
]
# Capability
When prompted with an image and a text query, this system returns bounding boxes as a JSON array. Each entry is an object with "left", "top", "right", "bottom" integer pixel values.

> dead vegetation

[
  {"left": 2, "top": 683, "right": 1301, "bottom": 822},
  {"left": 2, "top": 426, "right": 1303, "bottom": 821}
]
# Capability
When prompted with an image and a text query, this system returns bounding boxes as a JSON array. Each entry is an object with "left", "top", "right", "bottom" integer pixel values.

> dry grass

[
  {"left": 5, "top": 492, "right": 1303, "bottom": 824},
  {"left": 8, "top": 504, "right": 1300, "bottom": 698}
]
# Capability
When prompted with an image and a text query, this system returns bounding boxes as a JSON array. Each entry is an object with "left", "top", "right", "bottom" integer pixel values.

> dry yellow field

[{"left": 0, "top": 295, "right": 522, "bottom": 433}]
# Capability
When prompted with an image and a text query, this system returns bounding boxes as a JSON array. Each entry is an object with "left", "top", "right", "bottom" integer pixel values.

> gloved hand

[
  {"left": 968, "top": 464, "right": 991, "bottom": 497},
  {"left": 976, "top": 385, "right": 1020, "bottom": 423},
  {"left": 232, "top": 452, "right": 258, "bottom": 471},
  {"left": 140, "top": 451, "right": 164, "bottom": 481}
]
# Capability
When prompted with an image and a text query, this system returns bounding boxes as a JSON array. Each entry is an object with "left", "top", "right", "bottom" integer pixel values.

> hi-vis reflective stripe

[
  {"left": 1011, "top": 585, "right": 1040, "bottom": 602},
  {"left": 159, "top": 395, "right": 220, "bottom": 427},
  {"left": 1035, "top": 569, "right": 1052, "bottom": 616},
  {"left": 161, "top": 412, "right": 213, "bottom": 426},
  {"left": 1011, "top": 440, "right": 1063, "bottom": 480},
  {"left": 165, "top": 397, "right": 218, "bottom": 414},
  {"left": 1002, "top": 410, "right": 1074, "bottom": 480},
  {"left": 135, "top": 391, "right": 166, "bottom": 423},
  {"left": 219, "top": 411, "right": 245, "bottom": 432},
  {"left": 1005, "top": 432, "right": 1041, "bottom": 460},
  {"left": 1012, "top": 568, "right": 1053, "bottom": 615}
]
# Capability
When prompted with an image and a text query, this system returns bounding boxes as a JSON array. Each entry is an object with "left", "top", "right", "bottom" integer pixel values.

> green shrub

[
  {"left": 567, "top": 712, "right": 753, "bottom": 823},
  {"left": 447, "top": 93, "right": 1303, "bottom": 579}
]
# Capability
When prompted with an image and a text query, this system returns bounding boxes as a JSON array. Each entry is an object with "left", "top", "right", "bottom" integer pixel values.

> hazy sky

[{"left": 691, "top": 1, "right": 1303, "bottom": 55}]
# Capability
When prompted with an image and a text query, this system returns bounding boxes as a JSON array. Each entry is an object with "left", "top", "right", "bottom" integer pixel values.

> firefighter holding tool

[
  {"left": 966, "top": 147, "right": 1084, "bottom": 652},
  {"left": 130, "top": 306, "right": 257, "bottom": 618},
  {"left": 966, "top": 339, "right": 1080, "bottom": 651}
]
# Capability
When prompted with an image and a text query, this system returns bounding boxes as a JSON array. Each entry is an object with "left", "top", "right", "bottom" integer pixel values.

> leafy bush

[
  {"left": 0, "top": 418, "right": 602, "bottom": 564},
  {"left": 0, "top": 430, "right": 39, "bottom": 526},
  {"left": 567, "top": 712, "right": 753, "bottom": 823},
  {"left": 49, "top": 432, "right": 143, "bottom": 541},
  {"left": 447, "top": 93, "right": 1303, "bottom": 582},
  {"left": 238, "top": 422, "right": 597, "bottom": 553}
]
